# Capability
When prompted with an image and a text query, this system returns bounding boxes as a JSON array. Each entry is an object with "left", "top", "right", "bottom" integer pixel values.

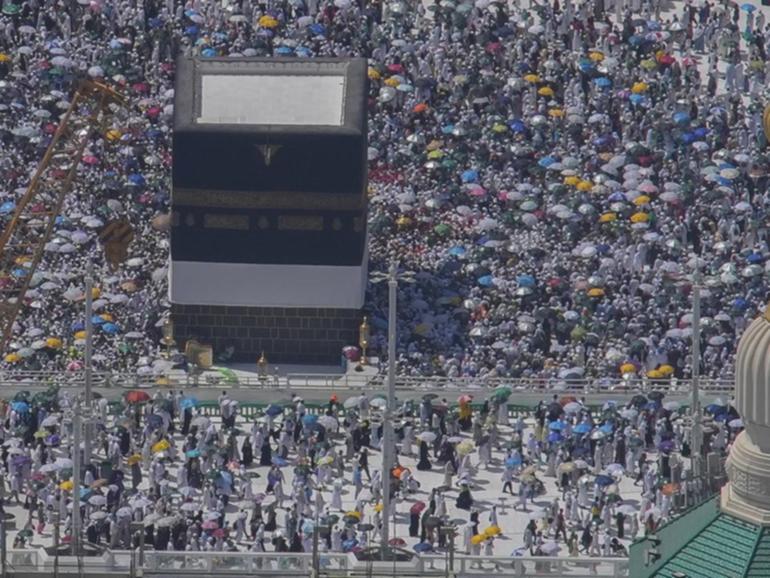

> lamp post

[
  {"left": 83, "top": 264, "right": 94, "bottom": 465},
  {"left": 690, "top": 260, "right": 703, "bottom": 480},
  {"left": 370, "top": 261, "right": 415, "bottom": 555}
]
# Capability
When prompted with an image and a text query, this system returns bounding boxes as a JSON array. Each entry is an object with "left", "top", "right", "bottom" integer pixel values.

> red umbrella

[
  {"left": 458, "top": 394, "right": 473, "bottom": 404},
  {"left": 389, "top": 538, "right": 406, "bottom": 546},
  {"left": 125, "top": 390, "right": 150, "bottom": 404},
  {"left": 410, "top": 501, "right": 426, "bottom": 515}
]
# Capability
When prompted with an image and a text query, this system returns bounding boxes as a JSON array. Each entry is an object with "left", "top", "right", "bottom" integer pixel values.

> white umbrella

[
  {"left": 417, "top": 431, "right": 437, "bottom": 443},
  {"left": 88, "top": 495, "right": 107, "bottom": 506}
]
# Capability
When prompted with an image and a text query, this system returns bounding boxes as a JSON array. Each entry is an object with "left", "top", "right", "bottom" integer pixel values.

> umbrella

[
  {"left": 417, "top": 431, "right": 437, "bottom": 443},
  {"left": 264, "top": 404, "right": 283, "bottom": 417},
  {"left": 595, "top": 475, "right": 614, "bottom": 487},
  {"left": 126, "top": 391, "right": 150, "bottom": 404},
  {"left": 410, "top": 501, "right": 426, "bottom": 514}
]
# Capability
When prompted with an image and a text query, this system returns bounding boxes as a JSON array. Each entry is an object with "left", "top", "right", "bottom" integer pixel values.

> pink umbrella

[
  {"left": 467, "top": 184, "right": 486, "bottom": 197},
  {"left": 67, "top": 361, "right": 84, "bottom": 371},
  {"left": 202, "top": 520, "right": 218, "bottom": 530}
]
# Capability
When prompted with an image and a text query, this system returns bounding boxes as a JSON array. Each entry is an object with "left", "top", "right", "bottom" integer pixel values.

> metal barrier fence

[
  {"left": 0, "top": 369, "right": 736, "bottom": 395},
  {"left": 2, "top": 549, "right": 630, "bottom": 577}
]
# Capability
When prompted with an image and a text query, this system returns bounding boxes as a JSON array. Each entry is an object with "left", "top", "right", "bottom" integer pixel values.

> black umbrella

[{"left": 648, "top": 392, "right": 664, "bottom": 401}]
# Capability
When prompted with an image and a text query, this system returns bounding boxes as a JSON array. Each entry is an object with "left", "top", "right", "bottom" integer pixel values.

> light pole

[
  {"left": 83, "top": 264, "right": 94, "bottom": 466},
  {"left": 690, "top": 260, "right": 703, "bottom": 480},
  {"left": 370, "top": 260, "right": 414, "bottom": 555}
]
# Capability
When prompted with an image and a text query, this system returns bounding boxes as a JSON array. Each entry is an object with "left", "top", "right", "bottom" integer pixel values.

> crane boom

[{"left": 0, "top": 80, "right": 125, "bottom": 354}]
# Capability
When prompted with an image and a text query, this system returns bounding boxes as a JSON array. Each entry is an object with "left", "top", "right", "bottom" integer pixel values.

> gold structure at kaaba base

[
  {"left": 763, "top": 105, "right": 770, "bottom": 141},
  {"left": 359, "top": 316, "right": 370, "bottom": 365},
  {"left": 184, "top": 339, "right": 213, "bottom": 369}
]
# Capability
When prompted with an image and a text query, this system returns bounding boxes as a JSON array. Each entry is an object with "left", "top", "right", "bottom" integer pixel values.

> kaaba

[{"left": 170, "top": 57, "right": 368, "bottom": 363}]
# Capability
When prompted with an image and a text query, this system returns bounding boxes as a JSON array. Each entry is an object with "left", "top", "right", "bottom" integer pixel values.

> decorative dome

[
  {"left": 735, "top": 314, "right": 770, "bottom": 452},
  {"left": 722, "top": 311, "right": 770, "bottom": 525}
]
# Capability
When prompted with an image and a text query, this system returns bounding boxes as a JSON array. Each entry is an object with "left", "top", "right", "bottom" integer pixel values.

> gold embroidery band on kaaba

[{"left": 173, "top": 188, "right": 366, "bottom": 211}]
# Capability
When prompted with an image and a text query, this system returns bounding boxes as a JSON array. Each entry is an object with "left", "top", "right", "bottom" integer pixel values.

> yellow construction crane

[{"left": 0, "top": 80, "right": 126, "bottom": 354}]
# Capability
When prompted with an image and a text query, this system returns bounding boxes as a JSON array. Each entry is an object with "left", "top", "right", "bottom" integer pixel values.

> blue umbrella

[
  {"left": 508, "top": 119, "right": 526, "bottom": 133},
  {"left": 128, "top": 174, "right": 145, "bottom": 186},
  {"left": 0, "top": 202, "right": 16, "bottom": 214},
  {"left": 538, "top": 156, "right": 557, "bottom": 168},
  {"left": 599, "top": 423, "right": 614, "bottom": 434},
  {"left": 302, "top": 520, "right": 315, "bottom": 534},
  {"left": 184, "top": 25, "right": 199, "bottom": 35},
  {"left": 593, "top": 77, "right": 611, "bottom": 88},
  {"left": 342, "top": 539, "right": 358, "bottom": 552},
  {"left": 680, "top": 132, "right": 696, "bottom": 144},
  {"left": 461, "top": 169, "right": 479, "bottom": 183},
  {"left": 505, "top": 456, "right": 522, "bottom": 468},
  {"left": 477, "top": 275, "right": 494, "bottom": 287},
  {"left": 275, "top": 46, "right": 294, "bottom": 55},
  {"left": 296, "top": 47, "right": 312, "bottom": 57},
  {"left": 11, "top": 401, "right": 28, "bottom": 413},
  {"left": 414, "top": 542, "right": 433, "bottom": 553},
  {"left": 309, "top": 23, "right": 325, "bottom": 35},
  {"left": 517, "top": 274, "right": 536, "bottom": 287},
  {"left": 186, "top": 449, "right": 201, "bottom": 458},
  {"left": 448, "top": 246, "right": 466, "bottom": 256},
  {"left": 201, "top": 48, "right": 217, "bottom": 57},
  {"left": 549, "top": 421, "right": 564, "bottom": 431},
  {"left": 272, "top": 456, "right": 288, "bottom": 467},
  {"left": 733, "top": 298, "right": 749, "bottom": 310},
  {"left": 692, "top": 127, "right": 709, "bottom": 138},
  {"left": 573, "top": 423, "right": 591, "bottom": 434},
  {"left": 441, "top": 124, "right": 455, "bottom": 134},
  {"left": 595, "top": 475, "right": 614, "bottom": 487},
  {"left": 102, "top": 323, "right": 120, "bottom": 334},
  {"left": 265, "top": 404, "right": 283, "bottom": 417},
  {"left": 741, "top": 3, "right": 756, "bottom": 11},
  {"left": 180, "top": 397, "right": 198, "bottom": 409},
  {"left": 629, "top": 94, "right": 646, "bottom": 105},
  {"left": 547, "top": 432, "right": 562, "bottom": 443},
  {"left": 302, "top": 414, "right": 318, "bottom": 426},
  {"left": 608, "top": 191, "right": 626, "bottom": 202},
  {"left": 747, "top": 253, "right": 763, "bottom": 264},
  {"left": 672, "top": 112, "right": 690, "bottom": 124},
  {"left": 215, "top": 471, "right": 233, "bottom": 490},
  {"left": 91, "top": 315, "right": 105, "bottom": 325}
]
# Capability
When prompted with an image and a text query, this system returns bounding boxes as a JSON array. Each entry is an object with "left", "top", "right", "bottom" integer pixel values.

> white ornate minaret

[{"left": 721, "top": 309, "right": 770, "bottom": 524}]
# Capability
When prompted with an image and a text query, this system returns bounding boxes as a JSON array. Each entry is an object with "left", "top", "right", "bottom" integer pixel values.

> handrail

[
  {"left": 0, "top": 369, "right": 736, "bottom": 395},
  {"left": 2, "top": 549, "right": 630, "bottom": 577}
]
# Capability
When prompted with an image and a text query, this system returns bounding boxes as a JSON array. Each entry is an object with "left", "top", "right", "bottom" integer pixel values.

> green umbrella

[
  {"left": 433, "top": 223, "right": 451, "bottom": 236},
  {"left": 493, "top": 385, "right": 512, "bottom": 401}
]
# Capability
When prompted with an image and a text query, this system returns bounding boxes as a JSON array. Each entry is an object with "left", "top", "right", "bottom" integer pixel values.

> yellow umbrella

[
  {"left": 374, "top": 503, "right": 384, "bottom": 513},
  {"left": 576, "top": 180, "right": 593, "bottom": 192},
  {"left": 599, "top": 212, "right": 617, "bottom": 223},
  {"left": 46, "top": 337, "right": 62, "bottom": 349},
  {"left": 14, "top": 256, "right": 31, "bottom": 265},
  {"left": 630, "top": 212, "right": 649, "bottom": 223},
  {"left": 258, "top": 15, "right": 278, "bottom": 28},
  {"left": 659, "top": 364, "right": 675, "bottom": 376},
  {"left": 492, "top": 123, "right": 507, "bottom": 133},
  {"left": 152, "top": 439, "right": 170, "bottom": 454},
  {"left": 91, "top": 287, "right": 101, "bottom": 299},
  {"left": 59, "top": 480, "right": 74, "bottom": 491},
  {"left": 4, "top": 353, "right": 20, "bottom": 363},
  {"left": 127, "top": 454, "right": 142, "bottom": 465},
  {"left": 548, "top": 108, "right": 564, "bottom": 117},
  {"left": 537, "top": 86, "right": 554, "bottom": 97},
  {"left": 564, "top": 175, "right": 580, "bottom": 186},
  {"left": 74, "top": 330, "right": 86, "bottom": 340},
  {"left": 587, "top": 288, "right": 605, "bottom": 297},
  {"left": 396, "top": 216, "right": 413, "bottom": 228},
  {"left": 483, "top": 525, "right": 502, "bottom": 537},
  {"left": 620, "top": 363, "right": 636, "bottom": 374},
  {"left": 100, "top": 313, "right": 114, "bottom": 322},
  {"left": 640, "top": 59, "right": 657, "bottom": 70},
  {"left": 427, "top": 149, "right": 444, "bottom": 159},
  {"left": 344, "top": 511, "right": 361, "bottom": 520},
  {"left": 633, "top": 195, "right": 651, "bottom": 206},
  {"left": 384, "top": 77, "right": 400, "bottom": 87},
  {"left": 105, "top": 129, "right": 122, "bottom": 142},
  {"left": 471, "top": 534, "right": 486, "bottom": 545},
  {"left": 367, "top": 67, "right": 381, "bottom": 80},
  {"left": 631, "top": 82, "right": 648, "bottom": 93},
  {"left": 523, "top": 74, "right": 540, "bottom": 83},
  {"left": 647, "top": 369, "right": 663, "bottom": 379},
  {"left": 589, "top": 51, "right": 604, "bottom": 62},
  {"left": 0, "top": 53, "right": 10, "bottom": 63},
  {"left": 426, "top": 139, "right": 443, "bottom": 152}
]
